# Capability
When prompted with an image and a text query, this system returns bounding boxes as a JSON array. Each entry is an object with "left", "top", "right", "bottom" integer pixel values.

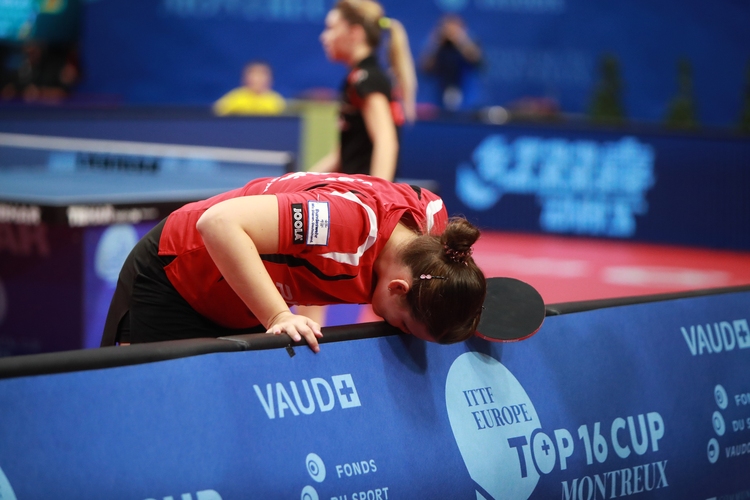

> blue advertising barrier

[
  {"left": 399, "top": 120, "right": 750, "bottom": 250},
  {"left": 0, "top": 290, "right": 749, "bottom": 499}
]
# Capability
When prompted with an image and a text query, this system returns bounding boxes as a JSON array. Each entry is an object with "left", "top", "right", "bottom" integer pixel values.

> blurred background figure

[
  {"left": 310, "top": 0, "right": 417, "bottom": 181},
  {"left": 420, "top": 14, "right": 483, "bottom": 112},
  {"left": 213, "top": 61, "right": 286, "bottom": 116}
]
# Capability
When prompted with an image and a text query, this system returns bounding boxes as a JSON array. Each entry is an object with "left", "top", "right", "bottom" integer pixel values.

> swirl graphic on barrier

[
  {"left": 305, "top": 453, "right": 326, "bottom": 483},
  {"left": 301, "top": 485, "right": 319, "bottom": 500}
]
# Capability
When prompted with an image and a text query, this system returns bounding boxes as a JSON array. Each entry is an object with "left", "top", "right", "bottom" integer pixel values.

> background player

[{"left": 310, "top": 0, "right": 417, "bottom": 181}]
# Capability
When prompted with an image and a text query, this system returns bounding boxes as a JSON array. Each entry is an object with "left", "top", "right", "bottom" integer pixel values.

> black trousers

[{"left": 100, "top": 219, "right": 264, "bottom": 346}]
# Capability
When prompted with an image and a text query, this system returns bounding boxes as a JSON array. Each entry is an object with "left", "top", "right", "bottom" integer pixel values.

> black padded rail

[
  {"left": 1, "top": 286, "right": 748, "bottom": 380},
  {"left": 0, "top": 322, "right": 401, "bottom": 380},
  {"left": 545, "top": 284, "right": 750, "bottom": 316},
  {"left": 0, "top": 338, "right": 243, "bottom": 380}
]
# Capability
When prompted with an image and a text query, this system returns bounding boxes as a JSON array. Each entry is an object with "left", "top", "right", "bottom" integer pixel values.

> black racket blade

[{"left": 475, "top": 277, "right": 545, "bottom": 342}]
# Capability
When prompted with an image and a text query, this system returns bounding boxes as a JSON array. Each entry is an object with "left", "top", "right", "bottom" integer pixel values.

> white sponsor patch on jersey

[{"left": 306, "top": 201, "right": 330, "bottom": 246}]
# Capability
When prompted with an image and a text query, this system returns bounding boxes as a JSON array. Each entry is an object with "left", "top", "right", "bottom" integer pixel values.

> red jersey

[{"left": 158, "top": 172, "right": 447, "bottom": 329}]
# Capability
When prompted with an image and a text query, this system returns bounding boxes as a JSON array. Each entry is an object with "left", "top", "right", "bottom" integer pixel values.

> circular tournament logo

[
  {"left": 712, "top": 411, "right": 726, "bottom": 436},
  {"left": 300, "top": 485, "right": 319, "bottom": 500},
  {"left": 714, "top": 384, "right": 728, "bottom": 410},
  {"left": 707, "top": 438, "right": 720, "bottom": 464},
  {"left": 446, "top": 352, "right": 541, "bottom": 499},
  {"left": 305, "top": 453, "right": 326, "bottom": 483},
  {"left": 95, "top": 224, "right": 139, "bottom": 284}
]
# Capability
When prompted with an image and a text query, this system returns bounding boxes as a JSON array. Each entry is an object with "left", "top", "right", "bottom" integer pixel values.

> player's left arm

[
  {"left": 196, "top": 195, "right": 323, "bottom": 352},
  {"left": 362, "top": 92, "right": 399, "bottom": 181}
]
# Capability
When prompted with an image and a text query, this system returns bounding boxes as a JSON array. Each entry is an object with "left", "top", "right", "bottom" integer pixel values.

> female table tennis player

[{"left": 102, "top": 172, "right": 486, "bottom": 353}]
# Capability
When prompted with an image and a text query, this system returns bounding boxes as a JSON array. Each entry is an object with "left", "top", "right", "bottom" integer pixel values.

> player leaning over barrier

[{"left": 102, "top": 172, "right": 486, "bottom": 353}]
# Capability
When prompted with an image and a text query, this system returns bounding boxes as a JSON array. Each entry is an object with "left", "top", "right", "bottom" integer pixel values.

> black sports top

[{"left": 339, "top": 55, "right": 404, "bottom": 175}]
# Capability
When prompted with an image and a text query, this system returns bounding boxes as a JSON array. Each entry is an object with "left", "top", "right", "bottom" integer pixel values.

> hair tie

[
  {"left": 378, "top": 17, "right": 392, "bottom": 29},
  {"left": 444, "top": 245, "right": 473, "bottom": 266}
]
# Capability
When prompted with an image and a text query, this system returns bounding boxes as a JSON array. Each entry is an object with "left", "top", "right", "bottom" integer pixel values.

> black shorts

[{"left": 101, "top": 219, "right": 264, "bottom": 346}]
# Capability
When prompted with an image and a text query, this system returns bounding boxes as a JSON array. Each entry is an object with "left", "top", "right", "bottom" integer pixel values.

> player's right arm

[{"left": 196, "top": 195, "right": 323, "bottom": 352}]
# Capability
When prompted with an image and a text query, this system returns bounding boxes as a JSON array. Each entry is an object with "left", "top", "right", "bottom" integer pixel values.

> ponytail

[
  {"left": 386, "top": 18, "right": 417, "bottom": 123},
  {"left": 334, "top": 0, "right": 418, "bottom": 123}
]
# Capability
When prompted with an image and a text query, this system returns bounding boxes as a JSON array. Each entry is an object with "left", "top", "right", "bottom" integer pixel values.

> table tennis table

[{"left": 0, "top": 132, "right": 293, "bottom": 355}]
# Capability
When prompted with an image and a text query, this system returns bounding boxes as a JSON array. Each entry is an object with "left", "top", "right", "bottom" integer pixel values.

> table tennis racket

[{"left": 475, "top": 277, "right": 545, "bottom": 342}]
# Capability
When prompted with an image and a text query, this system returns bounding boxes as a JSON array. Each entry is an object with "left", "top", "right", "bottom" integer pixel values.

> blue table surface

[{"left": 0, "top": 165, "right": 282, "bottom": 205}]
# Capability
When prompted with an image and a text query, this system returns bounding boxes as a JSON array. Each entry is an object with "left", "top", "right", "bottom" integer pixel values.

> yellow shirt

[{"left": 213, "top": 88, "right": 286, "bottom": 116}]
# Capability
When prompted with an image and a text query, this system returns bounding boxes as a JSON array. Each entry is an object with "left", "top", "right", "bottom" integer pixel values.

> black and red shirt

[{"left": 339, "top": 55, "right": 405, "bottom": 175}]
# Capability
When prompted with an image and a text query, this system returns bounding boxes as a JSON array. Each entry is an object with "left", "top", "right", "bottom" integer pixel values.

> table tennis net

[{"left": 0, "top": 132, "right": 295, "bottom": 175}]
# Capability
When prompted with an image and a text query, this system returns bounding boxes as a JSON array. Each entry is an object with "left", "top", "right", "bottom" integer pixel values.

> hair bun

[{"left": 441, "top": 217, "right": 480, "bottom": 265}]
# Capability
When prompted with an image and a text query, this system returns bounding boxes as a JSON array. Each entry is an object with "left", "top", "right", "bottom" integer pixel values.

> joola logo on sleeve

[
  {"left": 253, "top": 374, "right": 361, "bottom": 419},
  {"left": 291, "top": 203, "right": 304, "bottom": 244}
]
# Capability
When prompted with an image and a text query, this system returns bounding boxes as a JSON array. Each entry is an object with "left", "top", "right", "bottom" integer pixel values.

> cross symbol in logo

[
  {"left": 338, "top": 378, "right": 355, "bottom": 403},
  {"left": 541, "top": 440, "right": 551, "bottom": 456}
]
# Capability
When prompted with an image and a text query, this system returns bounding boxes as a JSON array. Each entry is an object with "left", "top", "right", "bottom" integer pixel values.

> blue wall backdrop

[{"left": 77, "top": 0, "right": 750, "bottom": 127}]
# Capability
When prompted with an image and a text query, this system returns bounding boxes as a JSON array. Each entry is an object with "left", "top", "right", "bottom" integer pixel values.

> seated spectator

[{"left": 213, "top": 61, "right": 286, "bottom": 116}]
